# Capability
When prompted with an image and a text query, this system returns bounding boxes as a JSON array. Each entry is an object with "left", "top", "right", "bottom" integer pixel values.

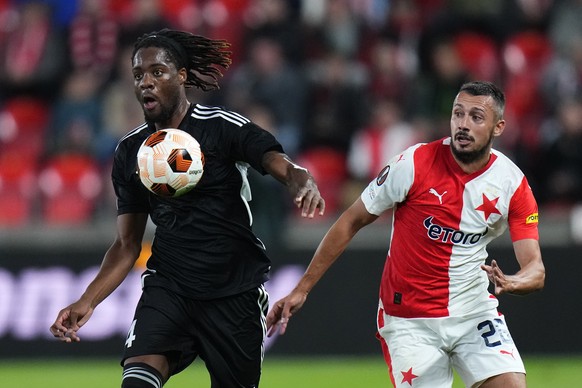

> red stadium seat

[
  {"left": 296, "top": 147, "right": 347, "bottom": 217},
  {"left": 503, "top": 31, "right": 553, "bottom": 75},
  {"left": 0, "top": 152, "right": 37, "bottom": 226},
  {"left": 38, "top": 153, "right": 103, "bottom": 225},
  {"left": 0, "top": 97, "right": 50, "bottom": 163},
  {"left": 454, "top": 32, "right": 500, "bottom": 81},
  {"left": 502, "top": 31, "right": 553, "bottom": 149}
]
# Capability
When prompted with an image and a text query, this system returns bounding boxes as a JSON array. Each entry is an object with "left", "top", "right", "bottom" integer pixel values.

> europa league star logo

[{"left": 376, "top": 165, "right": 390, "bottom": 186}]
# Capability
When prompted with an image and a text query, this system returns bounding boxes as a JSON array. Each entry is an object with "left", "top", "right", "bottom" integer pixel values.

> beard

[
  {"left": 143, "top": 102, "right": 176, "bottom": 125},
  {"left": 450, "top": 131, "right": 494, "bottom": 164},
  {"left": 141, "top": 87, "right": 183, "bottom": 126}
]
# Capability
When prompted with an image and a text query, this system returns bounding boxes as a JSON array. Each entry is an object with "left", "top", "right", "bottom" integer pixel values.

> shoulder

[
  {"left": 405, "top": 137, "right": 447, "bottom": 159},
  {"left": 392, "top": 138, "right": 440, "bottom": 168},
  {"left": 115, "top": 123, "right": 151, "bottom": 152},
  {"left": 189, "top": 104, "right": 251, "bottom": 128},
  {"left": 491, "top": 148, "right": 521, "bottom": 168},
  {"left": 490, "top": 147, "right": 526, "bottom": 180}
]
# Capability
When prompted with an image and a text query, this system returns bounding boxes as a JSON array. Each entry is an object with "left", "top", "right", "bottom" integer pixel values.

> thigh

[
  {"left": 451, "top": 311, "right": 525, "bottom": 388},
  {"left": 196, "top": 285, "right": 269, "bottom": 388},
  {"left": 121, "top": 286, "right": 198, "bottom": 374},
  {"left": 478, "top": 372, "right": 526, "bottom": 388},
  {"left": 377, "top": 311, "right": 453, "bottom": 388}
]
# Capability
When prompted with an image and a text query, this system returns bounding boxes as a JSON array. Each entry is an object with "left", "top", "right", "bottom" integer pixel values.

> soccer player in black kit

[{"left": 50, "top": 29, "right": 325, "bottom": 388}]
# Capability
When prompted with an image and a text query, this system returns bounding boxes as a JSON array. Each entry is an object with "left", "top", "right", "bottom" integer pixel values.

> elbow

[
  {"left": 527, "top": 254, "right": 545, "bottom": 293},
  {"left": 534, "top": 257, "right": 546, "bottom": 291},
  {"left": 536, "top": 267, "right": 546, "bottom": 291},
  {"left": 112, "top": 237, "right": 143, "bottom": 263},
  {"left": 511, "top": 263, "right": 545, "bottom": 296},
  {"left": 525, "top": 264, "right": 545, "bottom": 294},
  {"left": 126, "top": 241, "right": 143, "bottom": 261}
]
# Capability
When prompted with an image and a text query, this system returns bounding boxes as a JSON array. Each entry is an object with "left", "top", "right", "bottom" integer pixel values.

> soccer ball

[{"left": 137, "top": 129, "right": 204, "bottom": 197}]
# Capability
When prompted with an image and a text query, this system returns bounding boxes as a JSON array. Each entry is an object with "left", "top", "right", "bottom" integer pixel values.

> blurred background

[{"left": 0, "top": 0, "right": 581, "bottom": 361}]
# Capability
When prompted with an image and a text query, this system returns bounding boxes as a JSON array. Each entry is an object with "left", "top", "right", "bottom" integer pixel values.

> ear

[
  {"left": 178, "top": 68, "right": 187, "bottom": 85},
  {"left": 493, "top": 119, "right": 505, "bottom": 137}
]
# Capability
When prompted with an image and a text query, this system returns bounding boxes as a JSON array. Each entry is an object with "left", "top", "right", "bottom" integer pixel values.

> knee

[
  {"left": 478, "top": 372, "right": 526, "bottom": 388},
  {"left": 122, "top": 362, "right": 164, "bottom": 388}
]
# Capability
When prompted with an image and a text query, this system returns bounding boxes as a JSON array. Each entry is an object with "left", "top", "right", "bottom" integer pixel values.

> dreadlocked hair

[{"left": 133, "top": 29, "right": 232, "bottom": 91}]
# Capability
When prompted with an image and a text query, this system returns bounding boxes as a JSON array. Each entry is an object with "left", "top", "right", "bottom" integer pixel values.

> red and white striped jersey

[{"left": 361, "top": 137, "right": 539, "bottom": 318}]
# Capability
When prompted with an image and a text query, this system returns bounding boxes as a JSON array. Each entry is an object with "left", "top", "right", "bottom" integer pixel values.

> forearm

[
  {"left": 284, "top": 162, "right": 314, "bottom": 194},
  {"left": 295, "top": 215, "right": 362, "bottom": 295},
  {"left": 266, "top": 199, "right": 376, "bottom": 335},
  {"left": 505, "top": 261, "right": 545, "bottom": 295},
  {"left": 507, "top": 238, "right": 545, "bottom": 295},
  {"left": 79, "top": 241, "right": 140, "bottom": 307},
  {"left": 262, "top": 151, "right": 324, "bottom": 217},
  {"left": 262, "top": 151, "right": 311, "bottom": 192}
]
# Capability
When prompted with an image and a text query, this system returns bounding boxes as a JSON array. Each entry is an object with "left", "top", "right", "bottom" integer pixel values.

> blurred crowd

[{"left": 0, "top": 0, "right": 581, "bottom": 243}]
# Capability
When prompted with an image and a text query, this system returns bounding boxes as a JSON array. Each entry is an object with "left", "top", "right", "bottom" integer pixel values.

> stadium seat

[
  {"left": 0, "top": 151, "right": 37, "bottom": 226},
  {"left": 454, "top": 32, "right": 500, "bottom": 81},
  {"left": 0, "top": 97, "right": 51, "bottom": 163},
  {"left": 502, "top": 31, "right": 553, "bottom": 149},
  {"left": 296, "top": 147, "right": 347, "bottom": 217},
  {"left": 38, "top": 153, "right": 103, "bottom": 225},
  {"left": 503, "top": 31, "right": 553, "bottom": 75}
]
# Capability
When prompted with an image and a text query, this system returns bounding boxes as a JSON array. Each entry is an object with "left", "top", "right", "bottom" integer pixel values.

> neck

[
  {"left": 155, "top": 99, "right": 191, "bottom": 130},
  {"left": 453, "top": 153, "right": 491, "bottom": 174}
]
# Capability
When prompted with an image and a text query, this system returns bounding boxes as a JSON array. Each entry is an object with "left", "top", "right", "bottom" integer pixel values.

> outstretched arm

[
  {"left": 481, "top": 238, "right": 545, "bottom": 295},
  {"left": 266, "top": 198, "right": 378, "bottom": 336},
  {"left": 261, "top": 150, "right": 325, "bottom": 218},
  {"left": 49, "top": 213, "right": 148, "bottom": 342}
]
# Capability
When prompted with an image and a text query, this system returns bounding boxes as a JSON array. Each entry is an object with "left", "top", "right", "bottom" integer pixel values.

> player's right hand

[
  {"left": 266, "top": 290, "right": 308, "bottom": 337},
  {"left": 49, "top": 301, "right": 94, "bottom": 343}
]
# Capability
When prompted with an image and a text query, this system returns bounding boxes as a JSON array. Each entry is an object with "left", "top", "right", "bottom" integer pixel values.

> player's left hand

[
  {"left": 294, "top": 177, "right": 325, "bottom": 218},
  {"left": 481, "top": 259, "right": 511, "bottom": 295}
]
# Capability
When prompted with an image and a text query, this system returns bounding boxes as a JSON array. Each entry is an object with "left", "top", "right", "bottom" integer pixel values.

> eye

[
  {"left": 153, "top": 69, "right": 164, "bottom": 77},
  {"left": 133, "top": 73, "right": 143, "bottom": 81}
]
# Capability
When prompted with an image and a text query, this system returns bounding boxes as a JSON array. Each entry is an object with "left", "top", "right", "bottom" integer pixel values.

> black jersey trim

[{"left": 191, "top": 104, "right": 250, "bottom": 127}]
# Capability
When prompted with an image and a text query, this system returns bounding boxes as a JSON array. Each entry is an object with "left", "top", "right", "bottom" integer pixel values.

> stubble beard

[
  {"left": 450, "top": 132, "right": 494, "bottom": 165},
  {"left": 143, "top": 88, "right": 183, "bottom": 127},
  {"left": 144, "top": 102, "right": 176, "bottom": 126}
]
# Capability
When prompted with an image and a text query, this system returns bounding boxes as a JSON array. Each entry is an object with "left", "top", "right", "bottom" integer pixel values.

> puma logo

[
  {"left": 429, "top": 188, "right": 448, "bottom": 204},
  {"left": 500, "top": 349, "right": 515, "bottom": 359}
]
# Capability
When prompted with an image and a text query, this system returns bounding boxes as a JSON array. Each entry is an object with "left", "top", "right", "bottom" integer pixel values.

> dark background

[{"left": 0, "top": 244, "right": 579, "bottom": 359}]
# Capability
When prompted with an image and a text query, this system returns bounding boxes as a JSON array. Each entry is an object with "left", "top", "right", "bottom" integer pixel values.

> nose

[
  {"left": 456, "top": 115, "right": 469, "bottom": 130},
  {"left": 139, "top": 73, "right": 154, "bottom": 89}
]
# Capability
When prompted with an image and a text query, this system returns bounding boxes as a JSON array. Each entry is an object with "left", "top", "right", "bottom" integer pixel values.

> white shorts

[{"left": 376, "top": 302, "right": 525, "bottom": 388}]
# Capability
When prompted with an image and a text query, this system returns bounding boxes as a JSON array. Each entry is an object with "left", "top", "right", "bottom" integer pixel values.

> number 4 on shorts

[{"left": 125, "top": 319, "right": 137, "bottom": 348}]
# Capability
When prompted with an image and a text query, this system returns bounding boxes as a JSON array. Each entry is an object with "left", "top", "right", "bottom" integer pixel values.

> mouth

[
  {"left": 142, "top": 95, "right": 158, "bottom": 111},
  {"left": 454, "top": 132, "right": 473, "bottom": 147}
]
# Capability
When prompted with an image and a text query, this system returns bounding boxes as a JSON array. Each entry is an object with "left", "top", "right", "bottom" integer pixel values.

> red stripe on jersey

[
  {"left": 369, "top": 138, "right": 535, "bottom": 319},
  {"left": 380, "top": 142, "right": 463, "bottom": 318},
  {"left": 376, "top": 318, "right": 396, "bottom": 386}
]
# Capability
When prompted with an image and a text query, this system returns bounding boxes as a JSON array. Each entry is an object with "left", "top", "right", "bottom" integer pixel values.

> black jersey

[{"left": 112, "top": 104, "right": 284, "bottom": 299}]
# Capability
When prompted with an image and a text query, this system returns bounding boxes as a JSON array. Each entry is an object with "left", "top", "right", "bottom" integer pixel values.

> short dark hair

[
  {"left": 133, "top": 29, "right": 232, "bottom": 91},
  {"left": 459, "top": 81, "right": 505, "bottom": 120}
]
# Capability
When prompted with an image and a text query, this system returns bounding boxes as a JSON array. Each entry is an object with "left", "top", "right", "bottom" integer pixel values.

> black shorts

[{"left": 121, "top": 284, "right": 269, "bottom": 388}]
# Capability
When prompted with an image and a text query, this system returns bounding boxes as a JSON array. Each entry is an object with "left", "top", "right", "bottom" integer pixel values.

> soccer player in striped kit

[
  {"left": 268, "top": 81, "right": 545, "bottom": 388},
  {"left": 50, "top": 29, "right": 325, "bottom": 388}
]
